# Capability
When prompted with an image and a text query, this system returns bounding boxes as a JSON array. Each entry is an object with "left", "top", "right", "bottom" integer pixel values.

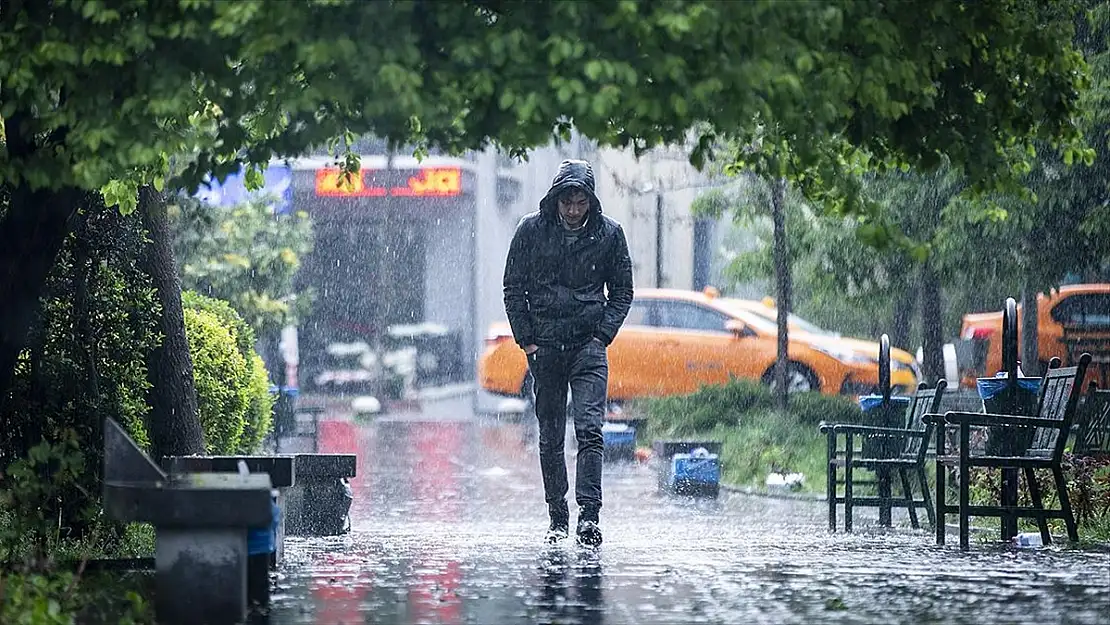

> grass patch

[{"left": 635, "top": 379, "right": 864, "bottom": 493}]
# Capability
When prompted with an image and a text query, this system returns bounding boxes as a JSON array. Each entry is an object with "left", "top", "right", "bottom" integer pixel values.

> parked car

[
  {"left": 478, "top": 288, "right": 919, "bottom": 401},
  {"left": 720, "top": 295, "right": 923, "bottom": 380},
  {"left": 958, "top": 283, "right": 1110, "bottom": 387}
]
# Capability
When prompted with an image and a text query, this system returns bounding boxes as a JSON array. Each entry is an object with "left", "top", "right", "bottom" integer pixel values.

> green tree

[
  {"left": 172, "top": 196, "right": 314, "bottom": 342},
  {"left": 0, "top": 0, "right": 1094, "bottom": 457}
]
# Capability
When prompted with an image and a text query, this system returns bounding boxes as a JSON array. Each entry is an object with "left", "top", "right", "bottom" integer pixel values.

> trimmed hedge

[
  {"left": 184, "top": 307, "right": 249, "bottom": 454},
  {"left": 182, "top": 291, "right": 274, "bottom": 453},
  {"left": 240, "top": 353, "right": 274, "bottom": 453}
]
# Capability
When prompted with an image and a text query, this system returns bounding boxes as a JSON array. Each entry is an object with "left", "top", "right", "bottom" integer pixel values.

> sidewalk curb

[
  {"left": 720, "top": 485, "right": 1013, "bottom": 536},
  {"left": 720, "top": 483, "right": 826, "bottom": 502}
]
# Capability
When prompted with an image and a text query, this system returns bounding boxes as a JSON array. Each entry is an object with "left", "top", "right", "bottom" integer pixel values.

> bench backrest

[
  {"left": 1074, "top": 382, "right": 1110, "bottom": 457},
  {"left": 903, "top": 379, "right": 947, "bottom": 460},
  {"left": 1026, "top": 354, "right": 1091, "bottom": 460}
]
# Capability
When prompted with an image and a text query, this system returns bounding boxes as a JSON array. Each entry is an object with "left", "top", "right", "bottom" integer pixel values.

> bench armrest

[
  {"left": 830, "top": 424, "right": 924, "bottom": 437},
  {"left": 943, "top": 412, "right": 1064, "bottom": 429},
  {"left": 922, "top": 413, "right": 946, "bottom": 425}
]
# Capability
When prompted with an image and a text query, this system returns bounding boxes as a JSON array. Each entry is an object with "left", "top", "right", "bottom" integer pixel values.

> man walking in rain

[{"left": 503, "top": 159, "right": 634, "bottom": 547}]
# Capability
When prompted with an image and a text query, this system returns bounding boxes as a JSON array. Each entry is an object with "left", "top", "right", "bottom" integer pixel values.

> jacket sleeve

[
  {"left": 502, "top": 220, "right": 535, "bottom": 348},
  {"left": 595, "top": 224, "right": 634, "bottom": 345}
]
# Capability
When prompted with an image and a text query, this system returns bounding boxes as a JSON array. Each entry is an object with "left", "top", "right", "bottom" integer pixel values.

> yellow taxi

[
  {"left": 479, "top": 287, "right": 920, "bottom": 400},
  {"left": 959, "top": 283, "right": 1110, "bottom": 388}
]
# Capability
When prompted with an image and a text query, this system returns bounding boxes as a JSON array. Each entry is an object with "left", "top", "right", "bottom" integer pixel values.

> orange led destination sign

[{"left": 315, "top": 166, "right": 462, "bottom": 198}]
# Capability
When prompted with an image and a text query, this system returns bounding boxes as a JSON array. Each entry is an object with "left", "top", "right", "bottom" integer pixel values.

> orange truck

[{"left": 958, "top": 283, "right": 1110, "bottom": 388}]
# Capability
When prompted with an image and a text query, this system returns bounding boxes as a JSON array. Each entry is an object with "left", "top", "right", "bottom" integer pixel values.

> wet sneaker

[
  {"left": 576, "top": 520, "right": 602, "bottom": 547},
  {"left": 545, "top": 523, "right": 569, "bottom": 544}
]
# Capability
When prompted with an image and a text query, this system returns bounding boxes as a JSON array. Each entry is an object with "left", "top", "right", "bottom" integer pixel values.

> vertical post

[
  {"left": 771, "top": 177, "right": 791, "bottom": 412},
  {"left": 1000, "top": 297, "right": 1020, "bottom": 540},
  {"left": 655, "top": 192, "right": 664, "bottom": 288},
  {"left": 878, "top": 334, "right": 893, "bottom": 526}
]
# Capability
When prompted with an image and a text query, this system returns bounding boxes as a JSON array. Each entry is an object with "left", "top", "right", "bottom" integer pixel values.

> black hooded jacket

[{"left": 503, "top": 159, "right": 634, "bottom": 350}]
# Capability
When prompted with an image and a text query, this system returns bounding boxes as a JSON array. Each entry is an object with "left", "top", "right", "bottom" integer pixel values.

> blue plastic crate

[
  {"left": 671, "top": 452, "right": 721, "bottom": 485},
  {"left": 603, "top": 424, "right": 636, "bottom": 447},
  {"left": 603, "top": 422, "right": 636, "bottom": 461}
]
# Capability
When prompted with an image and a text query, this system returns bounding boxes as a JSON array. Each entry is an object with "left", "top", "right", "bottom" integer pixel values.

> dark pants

[{"left": 528, "top": 338, "right": 608, "bottom": 524}]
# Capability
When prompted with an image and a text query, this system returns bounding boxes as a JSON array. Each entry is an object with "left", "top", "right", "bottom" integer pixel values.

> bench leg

[
  {"left": 1052, "top": 465, "right": 1079, "bottom": 543},
  {"left": 1024, "top": 467, "right": 1052, "bottom": 546},
  {"left": 918, "top": 467, "right": 936, "bottom": 529},
  {"left": 959, "top": 425, "right": 971, "bottom": 551},
  {"left": 827, "top": 463, "right": 837, "bottom": 532},
  {"left": 827, "top": 434, "right": 837, "bottom": 532},
  {"left": 899, "top": 469, "right": 919, "bottom": 529},
  {"left": 156, "top": 528, "right": 249, "bottom": 625},
  {"left": 844, "top": 434, "right": 854, "bottom": 532},
  {"left": 935, "top": 459, "right": 946, "bottom": 545}
]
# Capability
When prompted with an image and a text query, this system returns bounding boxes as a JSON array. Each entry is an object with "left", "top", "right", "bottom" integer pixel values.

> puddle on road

[{"left": 266, "top": 417, "right": 1110, "bottom": 624}]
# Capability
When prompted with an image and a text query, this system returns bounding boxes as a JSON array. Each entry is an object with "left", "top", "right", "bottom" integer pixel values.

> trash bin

[
  {"left": 857, "top": 395, "right": 911, "bottom": 457},
  {"left": 976, "top": 376, "right": 1040, "bottom": 455}
]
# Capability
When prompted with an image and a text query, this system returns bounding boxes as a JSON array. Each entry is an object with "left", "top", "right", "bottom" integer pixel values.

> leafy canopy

[{"left": 0, "top": 0, "right": 1091, "bottom": 216}]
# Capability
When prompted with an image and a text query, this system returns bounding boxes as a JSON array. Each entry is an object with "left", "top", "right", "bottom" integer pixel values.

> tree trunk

[
  {"left": 891, "top": 275, "right": 917, "bottom": 352},
  {"left": 0, "top": 115, "right": 82, "bottom": 419},
  {"left": 139, "top": 186, "right": 205, "bottom": 459},
  {"left": 1020, "top": 284, "right": 1040, "bottom": 377},
  {"left": 920, "top": 262, "right": 945, "bottom": 386},
  {"left": 771, "top": 177, "right": 792, "bottom": 411}
]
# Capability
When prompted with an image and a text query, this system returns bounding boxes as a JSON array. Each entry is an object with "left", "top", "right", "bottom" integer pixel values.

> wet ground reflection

[{"left": 268, "top": 415, "right": 1110, "bottom": 624}]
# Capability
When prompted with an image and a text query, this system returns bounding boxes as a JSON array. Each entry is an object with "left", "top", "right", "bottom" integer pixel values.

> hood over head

[{"left": 539, "top": 159, "right": 603, "bottom": 220}]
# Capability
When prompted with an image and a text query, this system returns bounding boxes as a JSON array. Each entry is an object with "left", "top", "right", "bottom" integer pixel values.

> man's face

[{"left": 558, "top": 189, "right": 590, "bottom": 228}]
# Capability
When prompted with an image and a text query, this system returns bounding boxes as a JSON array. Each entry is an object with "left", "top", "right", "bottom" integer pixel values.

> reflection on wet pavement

[{"left": 268, "top": 416, "right": 1110, "bottom": 624}]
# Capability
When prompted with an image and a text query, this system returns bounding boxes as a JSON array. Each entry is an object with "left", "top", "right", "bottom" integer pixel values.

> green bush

[
  {"left": 967, "top": 453, "right": 1110, "bottom": 544},
  {"left": 240, "top": 353, "right": 274, "bottom": 453},
  {"left": 184, "top": 307, "right": 249, "bottom": 454},
  {"left": 2, "top": 200, "right": 158, "bottom": 548},
  {"left": 182, "top": 291, "right": 274, "bottom": 453},
  {"left": 639, "top": 378, "right": 773, "bottom": 434},
  {"left": 788, "top": 390, "right": 865, "bottom": 427},
  {"left": 641, "top": 378, "right": 863, "bottom": 435}
]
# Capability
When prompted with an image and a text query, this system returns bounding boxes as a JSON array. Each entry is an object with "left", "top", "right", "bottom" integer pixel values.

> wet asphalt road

[{"left": 267, "top": 408, "right": 1110, "bottom": 625}]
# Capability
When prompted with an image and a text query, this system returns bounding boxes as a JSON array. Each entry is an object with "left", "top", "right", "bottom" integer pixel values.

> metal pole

[{"left": 1001, "top": 297, "right": 1020, "bottom": 540}]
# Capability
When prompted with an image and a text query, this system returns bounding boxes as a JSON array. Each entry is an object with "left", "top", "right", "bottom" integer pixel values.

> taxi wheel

[{"left": 762, "top": 362, "right": 820, "bottom": 394}]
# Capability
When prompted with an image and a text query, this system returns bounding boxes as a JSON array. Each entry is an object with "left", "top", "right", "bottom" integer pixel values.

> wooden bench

[
  {"left": 821, "top": 380, "right": 946, "bottom": 532},
  {"left": 929, "top": 354, "right": 1092, "bottom": 550}
]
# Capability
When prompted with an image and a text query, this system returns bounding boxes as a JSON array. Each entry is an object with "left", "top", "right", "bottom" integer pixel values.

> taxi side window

[
  {"left": 654, "top": 302, "right": 730, "bottom": 333},
  {"left": 624, "top": 301, "right": 652, "bottom": 327},
  {"left": 1050, "top": 294, "right": 1110, "bottom": 328}
]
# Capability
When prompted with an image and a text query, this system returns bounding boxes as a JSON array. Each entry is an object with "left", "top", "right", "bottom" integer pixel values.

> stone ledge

[
  {"left": 162, "top": 455, "right": 295, "bottom": 488},
  {"left": 293, "top": 453, "right": 356, "bottom": 478},
  {"left": 104, "top": 473, "right": 273, "bottom": 527}
]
